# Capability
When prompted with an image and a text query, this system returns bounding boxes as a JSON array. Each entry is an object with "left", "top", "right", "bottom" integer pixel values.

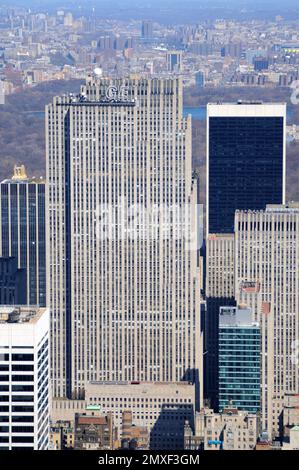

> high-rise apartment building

[
  {"left": 46, "top": 77, "right": 202, "bottom": 401},
  {"left": 218, "top": 305, "right": 260, "bottom": 414},
  {"left": 206, "top": 102, "right": 286, "bottom": 234},
  {"left": 235, "top": 203, "right": 299, "bottom": 438},
  {"left": 0, "top": 165, "right": 46, "bottom": 307},
  {"left": 0, "top": 306, "right": 49, "bottom": 450},
  {"left": 141, "top": 20, "right": 153, "bottom": 39}
]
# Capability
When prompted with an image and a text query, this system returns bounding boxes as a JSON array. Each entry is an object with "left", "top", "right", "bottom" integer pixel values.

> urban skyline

[{"left": 1, "top": 0, "right": 299, "bottom": 458}]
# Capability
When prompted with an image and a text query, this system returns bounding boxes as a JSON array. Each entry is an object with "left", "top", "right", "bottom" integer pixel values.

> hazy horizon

[{"left": 1, "top": 0, "right": 299, "bottom": 23}]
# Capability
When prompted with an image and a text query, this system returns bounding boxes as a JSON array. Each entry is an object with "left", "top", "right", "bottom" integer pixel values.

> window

[
  {"left": 12, "top": 354, "right": 34, "bottom": 361},
  {"left": 12, "top": 426, "right": 34, "bottom": 433},
  {"left": 12, "top": 406, "right": 34, "bottom": 413},
  {"left": 12, "top": 436, "right": 34, "bottom": 443},
  {"left": 12, "top": 376, "right": 33, "bottom": 382},
  {"left": 12, "top": 416, "right": 34, "bottom": 423},
  {"left": 12, "top": 396, "right": 34, "bottom": 403}
]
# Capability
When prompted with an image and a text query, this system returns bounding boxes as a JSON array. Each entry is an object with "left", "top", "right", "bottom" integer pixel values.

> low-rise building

[
  {"left": 49, "top": 427, "right": 62, "bottom": 450},
  {"left": 49, "top": 420, "right": 74, "bottom": 450},
  {"left": 282, "top": 426, "right": 299, "bottom": 450},
  {"left": 74, "top": 407, "right": 114, "bottom": 450},
  {"left": 184, "top": 407, "right": 259, "bottom": 450},
  {"left": 120, "top": 410, "right": 149, "bottom": 449},
  {"left": 283, "top": 393, "right": 299, "bottom": 438},
  {"left": 51, "top": 381, "right": 195, "bottom": 450}
]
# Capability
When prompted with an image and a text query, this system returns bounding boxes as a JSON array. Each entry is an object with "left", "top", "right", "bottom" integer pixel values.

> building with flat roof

[
  {"left": 141, "top": 20, "right": 153, "bottom": 39},
  {"left": 184, "top": 407, "right": 259, "bottom": 450},
  {"left": 282, "top": 426, "right": 299, "bottom": 450},
  {"left": 51, "top": 381, "right": 196, "bottom": 450},
  {"left": 47, "top": 77, "right": 202, "bottom": 402},
  {"left": 283, "top": 393, "right": 299, "bottom": 438},
  {"left": 0, "top": 306, "right": 49, "bottom": 450},
  {"left": 207, "top": 102, "right": 286, "bottom": 235},
  {"left": 121, "top": 410, "right": 149, "bottom": 449},
  {"left": 218, "top": 306, "right": 261, "bottom": 414},
  {"left": 0, "top": 165, "right": 46, "bottom": 307}
]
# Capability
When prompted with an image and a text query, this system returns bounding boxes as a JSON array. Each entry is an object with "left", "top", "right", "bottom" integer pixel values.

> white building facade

[{"left": 0, "top": 306, "right": 49, "bottom": 450}]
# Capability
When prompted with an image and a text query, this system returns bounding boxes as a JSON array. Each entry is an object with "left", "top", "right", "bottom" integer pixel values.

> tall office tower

[
  {"left": 0, "top": 306, "right": 49, "bottom": 450},
  {"left": 141, "top": 20, "right": 153, "bottom": 39},
  {"left": 235, "top": 203, "right": 299, "bottom": 438},
  {"left": 218, "top": 306, "right": 260, "bottom": 414},
  {"left": 46, "top": 77, "right": 202, "bottom": 401},
  {"left": 0, "top": 165, "right": 46, "bottom": 307},
  {"left": 205, "top": 234, "right": 235, "bottom": 409},
  {"left": 206, "top": 102, "right": 286, "bottom": 235}
]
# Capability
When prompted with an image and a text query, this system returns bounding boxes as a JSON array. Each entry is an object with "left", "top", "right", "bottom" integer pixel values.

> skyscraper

[
  {"left": 0, "top": 306, "right": 49, "bottom": 450},
  {"left": 235, "top": 203, "right": 299, "bottom": 438},
  {"left": 46, "top": 77, "right": 202, "bottom": 401},
  {"left": 206, "top": 102, "right": 286, "bottom": 234},
  {"left": 218, "top": 305, "right": 260, "bottom": 414},
  {"left": 0, "top": 165, "right": 46, "bottom": 307},
  {"left": 141, "top": 20, "right": 153, "bottom": 39}
]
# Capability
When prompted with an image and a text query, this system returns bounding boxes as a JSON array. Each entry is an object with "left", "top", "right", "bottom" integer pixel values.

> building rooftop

[
  {"left": 266, "top": 202, "right": 299, "bottom": 211},
  {"left": 76, "top": 416, "right": 108, "bottom": 426},
  {"left": 89, "top": 380, "right": 193, "bottom": 387},
  {"left": 0, "top": 306, "right": 47, "bottom": 325},
  {"left": 236, "top": 202, "right": 299, "bottom": 214},
  {"left": 207, "top": 101, "right": 286, "bottom": 106}
]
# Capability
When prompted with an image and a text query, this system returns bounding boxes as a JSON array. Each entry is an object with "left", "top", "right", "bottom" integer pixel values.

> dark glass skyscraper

[
  {"left": 0, "top": 165, "right": 46, "bottom": 306},
  {"left": 206, "top": 102, "right": 286, "bottom": 234}
]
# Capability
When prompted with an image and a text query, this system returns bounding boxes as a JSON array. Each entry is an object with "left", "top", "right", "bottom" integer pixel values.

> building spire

[{"left": 12, "top": 164, "right": 27, "bottom": 180}]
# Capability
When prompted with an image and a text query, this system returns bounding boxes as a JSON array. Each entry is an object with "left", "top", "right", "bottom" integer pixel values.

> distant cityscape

[
  {"left": 1, "top": 8, "right": 299, "bottom": 92},
  {"left": 1, "top": 2, "right": 299, "bottom": 456}
]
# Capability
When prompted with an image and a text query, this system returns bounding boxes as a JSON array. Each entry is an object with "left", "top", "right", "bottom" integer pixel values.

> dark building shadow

[{"left": 150, "top": 403, "right": 195, "bottom": 450}]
